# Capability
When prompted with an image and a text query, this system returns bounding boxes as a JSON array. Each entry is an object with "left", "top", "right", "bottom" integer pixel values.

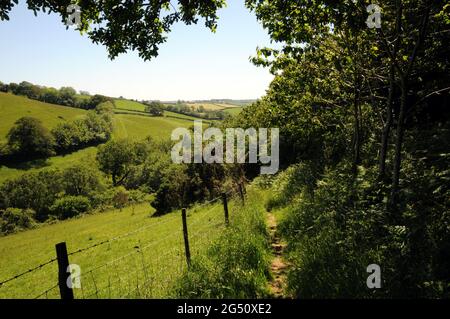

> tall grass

[
  {"left": 0, "top": 200, "right": 229, "bottom": 299},
  {"left": 172, "top": 187, "right": 271, "bottom": 298}
]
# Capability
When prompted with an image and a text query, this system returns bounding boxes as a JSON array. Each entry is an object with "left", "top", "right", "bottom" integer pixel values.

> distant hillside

[
  {"left": 0, "top": 92, "right": 86, "bottom": 143},
  {"left": 164, "top": 99, "right": 255, "bottom": 107},
  {"left": 0, "top": 93, "right": 192, "bottom": 183},
  {"left": 114, "top": 98, "right": 148, "bottom": 112}
]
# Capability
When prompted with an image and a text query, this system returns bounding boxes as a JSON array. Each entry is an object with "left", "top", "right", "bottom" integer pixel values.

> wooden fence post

[
  {"left": 238, "top": 183, "right": 245, "bottom": 205},
  {"left": 181, "top": 208, "right": 191, "bottom": 268},
  {"left": 222, "top": 192, "right": 229, "bottom": 226},
  {"left": 55, "top": 242, "right": 74, "bottom": 300}
]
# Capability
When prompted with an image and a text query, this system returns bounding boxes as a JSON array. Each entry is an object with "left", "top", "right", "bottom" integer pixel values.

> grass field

[
  {"left": 224, "top": 107, "right": 243, "bottom": 116},
  {"left": 0, "top": 197, "right": 236, "bottom": 298},
  {"left": 0, "top": 147, "right": 97, "bottom": 184},
  {"left": 186, "top": 103, "right": 223, "bottom": 111},
  {"left": 114, "top": 99, "right": 147, "bottom": 112},
  {"left": 114, "top": 98, "right": 243, "bottom": 120},
  {"left": 0, "top": 93, "right": 86, "bottom": 143},
  {"left": 113, "top": 113, "right": 192, "bottom": 140}
]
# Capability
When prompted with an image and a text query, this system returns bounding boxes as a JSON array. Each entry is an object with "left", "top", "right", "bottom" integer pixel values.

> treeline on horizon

[
  {"left": 0, "top": 80, "right": 232, "bottom": 120},
  {"left": 0, "top": 80, "right": 111, "bottom": 110}
]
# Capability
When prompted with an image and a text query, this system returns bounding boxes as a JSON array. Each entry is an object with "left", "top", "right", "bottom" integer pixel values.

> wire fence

[{"left": 0, "top": 187, "right": 243, "bottom": 299}]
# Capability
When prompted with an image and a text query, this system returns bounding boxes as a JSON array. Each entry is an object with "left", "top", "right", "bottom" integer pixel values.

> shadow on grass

[{"left": 0, "top": 157, "right": 51, "bottom": 171}]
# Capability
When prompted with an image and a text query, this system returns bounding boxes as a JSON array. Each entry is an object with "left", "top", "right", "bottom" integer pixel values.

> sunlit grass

[{"left": 0, "top": 197, "right": 236, "bottom": 299}]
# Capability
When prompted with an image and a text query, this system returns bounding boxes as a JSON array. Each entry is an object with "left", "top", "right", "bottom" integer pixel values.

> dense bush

[
  {"left": 0, "top": 208, "right": 36, "bottom": 235},
  {"left": 264, "top": 162, "right": 321, "bottom": 212},
  {"left": 144, "top": 101, "right": 164, "bottom": 116},
  {"left": 50, "top": 196, "right": 91, "bottom": 219},
  {"left": 274, "top": 158, "right": 450, "bottom": 298},
  {"left": 2, "top": 109, "right": 112, "bottom": 162},
  {"left": 62, "top": 163, "right": 103, "bottom": 197},
  {"left": 52, "top": 110, "right": 113, "bottom": 153},
  {"left": 0, "top": 169, "right": 63, "bottom": 221},
  {"left": 165, "top": 102, "right": 227, "bottom": 120},
  {"left": 0, "top": 163, "right": 101, "bottom": 222},
  {"left": 6, "top": 117, "right": 55, "bottom": 158}
]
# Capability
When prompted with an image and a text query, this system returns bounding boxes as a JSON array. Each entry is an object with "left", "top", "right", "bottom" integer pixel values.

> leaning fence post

[
  {"left": 181, "top": 208, "right": 191, "bottom": 268},
  {"left": 55, "top": 242, "right": 74, "bottom": 300},
  {"left": 222, "top": 192, "right": 229, "bottom": 226}
]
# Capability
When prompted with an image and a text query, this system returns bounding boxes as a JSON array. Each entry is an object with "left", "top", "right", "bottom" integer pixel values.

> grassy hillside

[
  {"left": 164, "top": 110, "right": 201, "bottom": 121},
  {"left": 0, "top": 93, "right": 86, "bottom": 143},
  {"left": 186, "top": 103, "right": 223, "bottom": 111},
  {"left": 0, "top": 147, "right": 97, "bottom": 184},
  {"left": 114, "top": 99, "right": 147, "bottom": 112},
  {"left": 113, "top": 113, "right": 192, "bottom": 140},
  {"left": 0, "top": 93, "right": 193, "bottom": 183},
  {"left": 0, "top": 198, "right": 235, "bottom": 298},
  {"left": 224, "top": 107, "right": 243, "bottom": 116}
]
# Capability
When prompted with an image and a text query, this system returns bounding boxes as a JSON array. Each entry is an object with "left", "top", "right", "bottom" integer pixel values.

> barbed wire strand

[
  {"left": 0, "top": 257, "right": 57, "bottom": 288},
  {"left": 33, "top": 283, "right": 58, "bottom": 299},
  {"left": 82, "top": 245, "right": 181, "bottom": 299},
  {"left": 67, "top": 213, "right": 181, "bottom": 257},
  {"left": 1, "top": 212, "right": 181, "bottom": 288},
  {"left": 2, "top": 190, "right": 233, "bottom": 296},
  {"left": 71, "top": 229, "right": 182, "bottom": 281}
]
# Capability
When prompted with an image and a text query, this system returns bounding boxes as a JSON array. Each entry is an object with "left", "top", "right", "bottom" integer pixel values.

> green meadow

[
  {"left": 0, "top": 92, "right": 86, "bottom": 143},
  {"left": 0, "top": 198, "right": 237, "bottom": 298}
]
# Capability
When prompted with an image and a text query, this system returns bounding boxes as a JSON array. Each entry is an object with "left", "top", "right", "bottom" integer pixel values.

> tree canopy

[{"left": 0, "top": 0, "right": 226, "bottom": 60}]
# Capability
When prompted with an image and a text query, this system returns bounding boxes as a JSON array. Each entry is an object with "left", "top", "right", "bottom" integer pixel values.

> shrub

[
  {"left": 62, "top": 164, "right": 102, "bottom": 197},
  {"left": 50, "top": 196, "right": 91, "bottom": 219},
  {"left": 52, "top": 111, "right": 113, "bottom": 152},
  {"left": 0, "top": 169, "right": 63, "bottom": 221},
  {"left": 112, "top": 187, "right": 129, "bottom": 209},
  {"left": 0, "top": 208, "right": 36, "bottom": 235},
  {"left": 6, "top": 117, "right": 55, "bottom": 158}
]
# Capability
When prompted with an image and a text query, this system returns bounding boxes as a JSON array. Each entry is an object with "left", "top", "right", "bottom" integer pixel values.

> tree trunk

[
  {"left": 379, "top": 65, "right": 395, "bottom": 179},
  {"left": 390, "top": 75, "right": 407, "bottom": 211},
  {"left": 352, "top": 85, "right": 362, "bottom": 175}
]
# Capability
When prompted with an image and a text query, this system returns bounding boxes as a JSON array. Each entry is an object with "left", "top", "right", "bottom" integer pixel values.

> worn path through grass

[{"left": 267, "top": 212, "right": 290, "bottom": 298}]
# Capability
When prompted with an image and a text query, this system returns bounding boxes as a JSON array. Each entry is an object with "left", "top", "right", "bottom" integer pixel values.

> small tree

[
  {"left": 50, "top": 196, "right": 90, "bottom": 219},
  {"left": 6, "top": 117, "right": 55, "bottom": 158},
  {"left": 113, "top": 187, "right": 129, "bottom": 210},
  {"left": 62, "top": 164, "right": 102, "bottom": 197},
  {"left": 145, "top": 101, "right": 164, "bottom": 116},
  {"left": 97, "top": 139, "right": 137, "bottom": 186},
  {"left": 0, "top": 208, "right": 36, "bottom": 234}
]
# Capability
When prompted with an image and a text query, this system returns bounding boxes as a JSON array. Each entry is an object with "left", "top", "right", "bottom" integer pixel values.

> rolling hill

[
  {"left": 0, "top": 93, "right": 193, "bottom": 183},
  {"left": 113, "top": 97, "right": 245, "bottom": 117},
  {"left": 0, "top": 92, "right": 86, "bottom": 143}
]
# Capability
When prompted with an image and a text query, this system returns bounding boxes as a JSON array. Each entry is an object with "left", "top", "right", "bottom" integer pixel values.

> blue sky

[{"left": 0, "top": 1, "right": 274, "bottom": 101}]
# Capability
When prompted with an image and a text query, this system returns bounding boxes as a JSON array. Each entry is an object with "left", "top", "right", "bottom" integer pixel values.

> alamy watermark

[
  {"left": 171, "top": 120, "right": 279, "bottom": 175},
  {"left": 66, "top": 4, "right": 81, "bottom": 28},
  {"left": 366, "top": 4, "right": 382, "bottom": 29},
  {"left": 67, "top": 264, "right": 81, "bottom": 289},
  {"left": 366, "top": 264, "right": 381, "bottom": 289}
]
